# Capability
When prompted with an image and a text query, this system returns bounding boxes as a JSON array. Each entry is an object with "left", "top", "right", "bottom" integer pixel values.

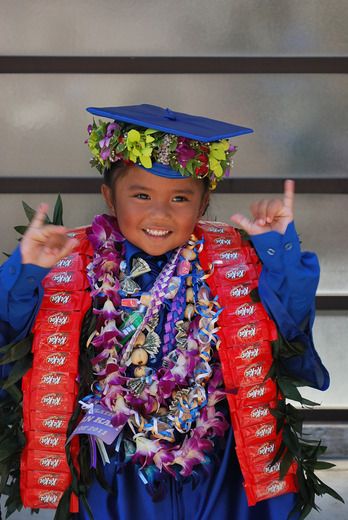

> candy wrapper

[
  {"left": 233, "top": 417, "right": 278, "bottom": 447},
  {"left": 220, "top": 319, "right": 278, "bottom": 346},
  {"left": 41, "top": 290, "right": 91, "bottom": 312},
  {"left": 21, "top": 488, "right": 64, "bottom": 509},
  {"left": 26, "top": 470, "right": 71, "bottom": 492},
  {"left": 32, "top": 330, "right": 80, "bottom": 353},
  {"left": 26, "top": 432, "right": 67, "bottom": 453},
  {"left": 29, "top": 411, "right": 73, "bottom": 434},
  {"left": 54, "top": 253, "right": 90, "bottom": 272},
  {"left": 244, "top": 473, "right": 298, "bottom": 506},
  {"left": 217, "top": 281, "right": 259, "bottom": 305},
  {"left": 33, "top": 349, "right": 79, "bottom": 373},
  {"left": 218, "top": 302, "right": 268, "bottom": 326},
  {"left": 22, "top": 450, "right": 70, "bottom": 473},
  {"left": 29, "top": 388, "right": 77, "bottom": 414},
  {"left": 42, "top": 270, "right": 90, "bottom": 291},
  {"left": 33, "top": 310, "right": 84, "bottom": 333}
]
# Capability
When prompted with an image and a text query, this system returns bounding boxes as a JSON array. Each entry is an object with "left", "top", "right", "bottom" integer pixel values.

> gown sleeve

[
  {"left": 250, "top": 221, "right": 329, "bottom": 391},
  {"left": 0, "top": 247, "right": 49, "bottom": 383}
]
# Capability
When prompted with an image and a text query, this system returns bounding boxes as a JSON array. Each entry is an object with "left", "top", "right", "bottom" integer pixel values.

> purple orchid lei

[{"left": 84, "top": 214, "right": 229, "bottom": 483}]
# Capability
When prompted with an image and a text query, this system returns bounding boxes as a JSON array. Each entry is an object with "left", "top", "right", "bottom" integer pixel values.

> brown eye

[{"left": 134, "top": 193, "right": 150, "bottom": 199}]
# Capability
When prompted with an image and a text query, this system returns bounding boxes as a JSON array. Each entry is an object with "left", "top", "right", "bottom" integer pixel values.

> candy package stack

[
  {"left": 20, "top": 228, "right": 92, "bottom": 511},
  {"left": 196, "top": 221, "right": 298, "bottom": 506}
]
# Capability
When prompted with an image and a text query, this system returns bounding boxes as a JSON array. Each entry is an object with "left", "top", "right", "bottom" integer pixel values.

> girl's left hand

[{"left": 230, "top": 179, "right": 295, "bottom": 236}]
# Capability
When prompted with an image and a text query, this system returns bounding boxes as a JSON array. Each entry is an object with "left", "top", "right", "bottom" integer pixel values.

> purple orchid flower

[
  {"left": 176, "top": 139, "right": 196, "bottom": 167},
  {"left": 106, "top": 122, "right": 120, "bottom": 137}
]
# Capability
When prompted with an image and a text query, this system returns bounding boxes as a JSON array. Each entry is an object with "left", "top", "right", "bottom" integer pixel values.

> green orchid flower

[{"left": 126, "top": 129, "right": 156, "bottom": 168}]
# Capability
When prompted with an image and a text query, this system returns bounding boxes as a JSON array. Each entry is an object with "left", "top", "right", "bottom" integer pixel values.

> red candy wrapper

[
  {"left": 220, "top": 354, "right": 273, "bottom": 388},
  {"left": 21, "top": 488, "right": 64, "bottom": 509},
  {"left": 32, "top": 330, "right": 80, "bottom": 353},
  {"left": 22, "top": 450, "right": 70, "bottom": 473},
  {"left": 233, "top": 417, "right": 278, "bottom": 447},
  {"left": 244, "top": 473, "right": 298, "bottom": 506},
  {"left": 33, "top": 310, "right": 84, "bottom": 333},
  {"left": 54, "top": 253, "right": 89, "bottom": 272},
  {"left": 228, "top": 379, "right": 279, "bottom": 408},
  {"left": 30, "top": 369, "right": 76, "bottom": 390},
  {"left": 220, "top": 319, "right": 278, "bottom": 347},
  {"left": 29, "top": 388, "right": 77, "bottom": 414},
  {"left": 41, "top": 290, "right": 91, "bottom": 312},
  {"left": 29, "top": 411, "right": 72, "bottom": 434},
  {"left": 210, "top": 263, "right": 261, "bottom": 289},
  {"left": 26, "top": 470, "right": 71, "bottom": 492},
  {"left": 33, "top": 350, "right": 79, "bottom": 373},
  {"left": 218, "top": 302, "right": 268, "bottom": 325},
  {"left": 229, "top": 401, "right": 277, "bottom": 430},
  {"left": 204, "top": 246, "right": 258, "bottom": 268},
  {"left": 42, "top": 270, "right": 90, "bottom": 291},
  {"left": 218, "top": 281, "right": 259, "bottom": 305},
  {"left": 26, "top": 432, "right": 67, "bottom": 453}
]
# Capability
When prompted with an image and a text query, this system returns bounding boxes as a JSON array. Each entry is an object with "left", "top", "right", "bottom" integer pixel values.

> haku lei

[{"left": 83, "top": 214, "right": 228, "bottom": 483}]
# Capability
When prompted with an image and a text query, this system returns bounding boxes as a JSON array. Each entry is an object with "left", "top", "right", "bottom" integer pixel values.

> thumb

[{"left": 230, "top": 213, "right": 253, "bottom": 234}]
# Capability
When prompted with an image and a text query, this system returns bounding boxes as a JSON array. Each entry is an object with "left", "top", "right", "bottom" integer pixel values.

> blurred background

[{"left": 0, "top": 0, "right": 347, "bottom": 517}]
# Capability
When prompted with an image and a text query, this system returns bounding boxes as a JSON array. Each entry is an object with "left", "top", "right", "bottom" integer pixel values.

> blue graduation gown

[{"left": 0, "top": 222, "right": 329, "bottom": 519}]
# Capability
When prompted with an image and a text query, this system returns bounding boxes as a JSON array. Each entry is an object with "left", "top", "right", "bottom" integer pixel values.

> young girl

[{"left": 0, "top": 105, "right": 330, "bottom": 519}]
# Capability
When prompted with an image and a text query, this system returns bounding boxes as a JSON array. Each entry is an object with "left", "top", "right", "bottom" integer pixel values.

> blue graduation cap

[
  {"left": 86, "top": 104, "right": 253, "bottom": 142},
  {"left": 86, "top": 104, "right": 253, "bottom": 186}
]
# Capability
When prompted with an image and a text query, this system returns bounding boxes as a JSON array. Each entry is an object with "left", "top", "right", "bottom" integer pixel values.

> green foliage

[{"left": 268, "top": 329, "right": 344, "bottom": 519}]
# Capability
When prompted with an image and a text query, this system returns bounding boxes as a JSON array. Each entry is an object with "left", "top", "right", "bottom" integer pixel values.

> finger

[
  {"left": 29, "top": 203, "right": 49, "bottom": 229},
  {"left": 283, "top": 179, "right": 295, "bottom": 211},
  {"left": 230, "top": 213, "right": 254, "bottom": 234},
  {"left": 264, "top": 199, "right": 284, "bottom": 223},
  {"left": 250, "top": 199, "right": 269, "bottom": 225}
]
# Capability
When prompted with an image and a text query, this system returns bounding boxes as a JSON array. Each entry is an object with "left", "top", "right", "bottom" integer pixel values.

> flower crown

[{"left": 86, "top": 119, "right": 237, "bottom": 190}]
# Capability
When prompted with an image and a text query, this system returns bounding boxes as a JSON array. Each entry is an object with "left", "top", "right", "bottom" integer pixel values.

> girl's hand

[
  {"left": 20, "top": 203, "right": 78, "bottom": 268},
  {"left": 230, "top": 179, "right": 295, "bottom": 236}
]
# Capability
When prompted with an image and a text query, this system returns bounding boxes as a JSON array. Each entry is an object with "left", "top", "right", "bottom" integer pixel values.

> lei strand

[{"left": 85, "top": 214, "right": 229, "bottom": 480}]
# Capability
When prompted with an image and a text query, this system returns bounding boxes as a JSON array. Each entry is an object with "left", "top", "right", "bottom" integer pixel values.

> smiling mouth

[{"left": 143, "top": 228, "right": 171, "bottom": 238}]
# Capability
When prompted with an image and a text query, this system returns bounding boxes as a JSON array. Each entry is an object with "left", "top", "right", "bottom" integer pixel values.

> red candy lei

[{"left": 20, "top": 216, "right": 301, "bottom": 511}]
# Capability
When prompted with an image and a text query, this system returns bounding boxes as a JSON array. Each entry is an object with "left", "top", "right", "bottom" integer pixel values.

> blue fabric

[
  {"left": 0, "top": 247, "right": 50, "bottom": 394},
  {"left": 0, "top": 224, "right": 327, "bottom": 519},
  {"left": 86, "top": 104, "right": 254, "bottom": 142}
]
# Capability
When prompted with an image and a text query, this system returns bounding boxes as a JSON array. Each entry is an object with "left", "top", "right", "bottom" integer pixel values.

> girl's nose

[{"left": 149, "top": 199, "right": 172, "bottom": 218}]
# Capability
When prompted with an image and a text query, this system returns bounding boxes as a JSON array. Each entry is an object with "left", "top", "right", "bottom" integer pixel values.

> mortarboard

[{"left": 86, "top": 104, "right": 253, "bottom": 189}]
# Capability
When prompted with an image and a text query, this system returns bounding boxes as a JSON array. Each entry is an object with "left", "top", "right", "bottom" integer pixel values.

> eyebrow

[{"left": 127, "top": 184, "right": 195, "bottom": 195}]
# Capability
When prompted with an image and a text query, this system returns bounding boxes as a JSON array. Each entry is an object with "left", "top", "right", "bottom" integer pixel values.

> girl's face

[{"left": 102, "top": 165, "right": 209, "bottom": 256}]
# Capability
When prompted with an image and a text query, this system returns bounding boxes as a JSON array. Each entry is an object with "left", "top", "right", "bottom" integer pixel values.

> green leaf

[
  {"left": 14, "top": 226, "right": 28, "bottom": 236},
  {"left": 1, "top": 355, "right": 33, "bottom": 390},
  {"left": 0, "top": 335, "right": 33, "bottom": 366},
  {"left": 22, "top": 201, "right": 36, "bottom": 222},
  {"left": 5, "top": 384, "right": 22, "bottom": 404},
  {"left": 313, "top": 461, "right": 336, "bottom": 471},
  {"left": 22, "top": 201, "right": 49, "bottom": 224},
  {"left": 52, "top": 194, "right": 63, "bottom": 225}
]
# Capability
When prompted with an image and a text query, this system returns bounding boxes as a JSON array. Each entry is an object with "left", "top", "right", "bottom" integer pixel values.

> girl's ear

[
  {"left": 101, "top": 184, "right": 115, "bottom": 215},
  {"left": 199, "top": 192, "right": 210, "bottom": 218}
]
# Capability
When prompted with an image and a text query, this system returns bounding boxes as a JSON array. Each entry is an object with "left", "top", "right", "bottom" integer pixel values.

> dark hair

[
  {"left": 103, "top": 160, "right": 210, "bottom": 196},
  {"left": 103, "top": 160, "right": 130, "bottom": 188}
]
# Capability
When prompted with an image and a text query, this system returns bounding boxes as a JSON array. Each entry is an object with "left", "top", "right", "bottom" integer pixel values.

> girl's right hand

[{"left": 20, "top": 203, "right": 78, "bottom": 268}]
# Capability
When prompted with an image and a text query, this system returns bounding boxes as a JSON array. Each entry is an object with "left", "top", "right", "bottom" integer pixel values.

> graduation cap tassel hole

[{"left": 164, "top": 108, "right": 177, "bottom": 120}]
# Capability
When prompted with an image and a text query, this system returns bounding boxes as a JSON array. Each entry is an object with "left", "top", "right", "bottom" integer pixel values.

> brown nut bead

[
  {"left": 186, "top": 287, "right": 194, "bottom": 303},
  {"left": 135, "top": 332, "right": 146, "bottom": 346},
  {"left": 186, "top": 275, "right": 193, "bottom": 287},
  {"left": 134, "top": 366, "right": 147, "bottom": 378},
  {"left": 130, "top": 348, "right": 149, "bottom": 366},
  {"left": 184, "top": 303, "right": 195, "bottom": 320}
]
